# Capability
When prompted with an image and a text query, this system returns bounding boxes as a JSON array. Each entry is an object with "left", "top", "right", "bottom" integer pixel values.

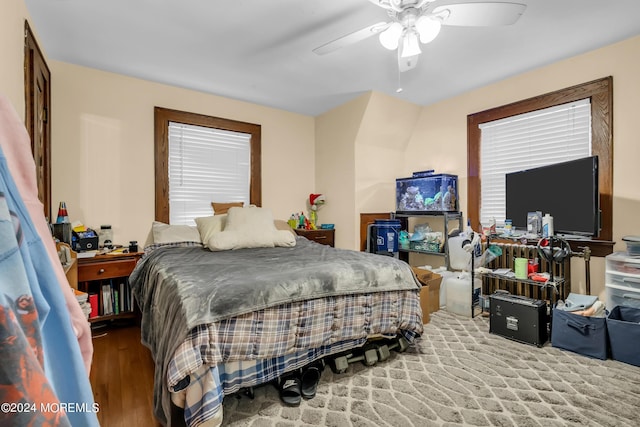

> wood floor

[{"left": 89, "top": 324, "right": 162, "bottom": 427}]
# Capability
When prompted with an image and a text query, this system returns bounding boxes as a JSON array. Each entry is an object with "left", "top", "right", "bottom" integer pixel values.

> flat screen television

[{"left": 505, "top": 155, "right": 599, "bottom": 237}]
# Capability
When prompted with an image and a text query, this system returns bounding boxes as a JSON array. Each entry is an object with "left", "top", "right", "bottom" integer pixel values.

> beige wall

[
  {"left": 314, "top": 94, "right": 364, "bottom": 249},
  {"left": 0, "top": 0, "right": 35, "bottom": 118},
  {"left": 50, "top": 62, "right": 315, "bottom": 246}
]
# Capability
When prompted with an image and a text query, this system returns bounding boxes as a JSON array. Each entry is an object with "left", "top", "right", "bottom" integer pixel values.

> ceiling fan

[{"left": 313, "top": 1, "right": 527, "bottom": 72}]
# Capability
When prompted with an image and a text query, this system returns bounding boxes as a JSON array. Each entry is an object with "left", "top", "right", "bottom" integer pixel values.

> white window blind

[
  {"left": 479, "top": 98, "right": 591, "bottom": 226},
  {"left": 168, "top": 122, "right": 251, "bottom": 225}
]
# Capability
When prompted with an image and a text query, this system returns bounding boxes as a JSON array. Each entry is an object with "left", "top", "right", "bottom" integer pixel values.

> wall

[
  {"left": 50, "top": 62, "right": 315, "bottom": 246},
  {"left": 314, "top": 94, "right": 365, "bottom": 249},
  {"left": 354, "top": 92, "right": 422, "bottom": 248},
  {"left": 0, "top": 0, "right": 35, "bottom": 118}
]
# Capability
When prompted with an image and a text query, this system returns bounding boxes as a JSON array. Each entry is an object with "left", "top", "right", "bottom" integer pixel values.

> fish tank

[{"left": 396, "top": 172, "right": 458, "bottom": 213}]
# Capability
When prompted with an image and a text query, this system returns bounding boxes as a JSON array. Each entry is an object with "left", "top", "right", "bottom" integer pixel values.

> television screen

[{"left": 505, "top": 156, "right": 599, "bottom": 237}]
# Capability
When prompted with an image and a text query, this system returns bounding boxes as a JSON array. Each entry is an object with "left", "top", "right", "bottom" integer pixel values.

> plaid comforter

[{"left": 169, "top": 291, "right": 422, "bottom": 426}]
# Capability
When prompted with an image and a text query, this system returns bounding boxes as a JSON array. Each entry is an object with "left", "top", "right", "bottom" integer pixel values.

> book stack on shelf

[
  {"left": 87, "top": 280, "right": 134, "bottom": 320},
  {"left": 73, "top": 288, "right": 91, "bottom": 319}
]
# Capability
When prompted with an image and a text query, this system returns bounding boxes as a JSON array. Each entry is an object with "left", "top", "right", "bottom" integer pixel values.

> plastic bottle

[
  {"left": 98, "top": 225, "right": 113, "bottom": 247},
  {"left": 504, "top": 219, "right": 513, "bottom": 236},
  {"left": 432, "top": 266, "right": 455, "bottom": 309},
  {"left": 445, "top": 272, "right": 482, "bottom": 317},
  {"left": 287, "top": 214, "right": 297, "bottom": 229},
  {"left": 542, "top": 214, "right": 554, "bottom": 237}
]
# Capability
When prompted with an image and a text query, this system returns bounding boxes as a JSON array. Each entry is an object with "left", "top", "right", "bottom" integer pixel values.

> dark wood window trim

[
  {"left": 154, "top": 107, "right": 262, "bottom": 223},
  {"left": 467, "top": 77, "right": 613, "bottom": 256}
]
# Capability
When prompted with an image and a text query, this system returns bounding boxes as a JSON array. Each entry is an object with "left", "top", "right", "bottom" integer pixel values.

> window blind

[
  {"left": 168, "top": 122, "right": 251, "bottom": 225},
  {"left": 479, "top": 98, "right": 591, "bottom": 226}
]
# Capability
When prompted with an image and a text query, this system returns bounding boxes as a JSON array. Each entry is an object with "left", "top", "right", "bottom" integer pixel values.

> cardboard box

[{"left": 411, "top": 267, "right": 443, "bottom": 323}]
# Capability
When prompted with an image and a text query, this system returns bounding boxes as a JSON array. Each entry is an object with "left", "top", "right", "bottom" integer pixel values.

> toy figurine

[{"left": 308, "top": 193, "right": 326, "bottom": 228}]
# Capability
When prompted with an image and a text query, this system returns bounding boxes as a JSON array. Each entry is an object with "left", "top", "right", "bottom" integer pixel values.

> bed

[{"left": 129, "top": 208, "right": 424, "bottom": 427}]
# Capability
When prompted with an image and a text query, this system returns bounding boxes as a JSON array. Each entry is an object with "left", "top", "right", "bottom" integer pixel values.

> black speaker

[
  {"left": 537, "top": 237, "right": 571, "bottom": 264},
  {"left": 490, "top": 292, "right": 549, "bottom": 347}
]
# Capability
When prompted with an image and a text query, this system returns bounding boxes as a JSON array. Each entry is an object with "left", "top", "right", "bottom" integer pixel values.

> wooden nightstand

[
  {"left": 77, "top": 252, "right": 143, "bottom": 324},
  {"left": 294, "top": 228, "right": 335, "bottom": 247}
]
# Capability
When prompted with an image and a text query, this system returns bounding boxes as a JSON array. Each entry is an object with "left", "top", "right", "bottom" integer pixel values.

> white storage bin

[
  {"left": 606, "top": 283, "right": 640, "bottom": 310},
  {"left": 606, "top": 252, "right": 640, "bottom": 310},
  {"left": 606, "top": 252, "right": 640, "bottom": 276}
]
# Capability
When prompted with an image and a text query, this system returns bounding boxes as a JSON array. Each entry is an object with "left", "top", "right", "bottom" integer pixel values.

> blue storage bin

[
  {"left": 607, "top": 305, "right": 640, "bottom": 367},
  {"left": 551, "top": 308, "right": 608, "bottom": 360},
  {"left": 375, "top": 219, "right": 401, "bottom": 254}
]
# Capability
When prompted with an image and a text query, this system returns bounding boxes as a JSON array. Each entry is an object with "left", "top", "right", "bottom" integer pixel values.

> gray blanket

[{"left": 129, "top": 238, "right": 421, "bottom": 425}]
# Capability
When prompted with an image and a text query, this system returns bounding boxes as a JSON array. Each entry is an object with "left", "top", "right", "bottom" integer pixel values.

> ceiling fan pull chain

[{"left": 396, "top": 50, "right": 403, "bottom": 93}]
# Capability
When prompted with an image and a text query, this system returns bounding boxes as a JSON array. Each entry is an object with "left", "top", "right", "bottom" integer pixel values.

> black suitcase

[{"left": 490, "top": 292, "right": 549, "bottom": 347}]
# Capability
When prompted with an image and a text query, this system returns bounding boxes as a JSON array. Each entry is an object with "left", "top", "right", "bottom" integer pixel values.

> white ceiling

[{"left": 25, "top": 0, "right": 640, "bottom": 116}]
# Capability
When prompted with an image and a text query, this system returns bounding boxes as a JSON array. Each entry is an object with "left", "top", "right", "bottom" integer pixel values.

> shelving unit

[
  {"left": 480, "top": 272, "right": 566, "bottom": 305},
  {"left": 393, "top": 211, "right": 464, "bottom": 270},
  {"left": 478, "top": 238, "right": 569, "bottom": 303}
]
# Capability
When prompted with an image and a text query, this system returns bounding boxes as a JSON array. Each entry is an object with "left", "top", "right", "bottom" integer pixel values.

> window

[
  {"left": 467, "top": 77, "right": 613, "bottom": 255},
  {"left": 154, "top": 107, "right": 261, "bottom": 224},
  {"left": 168, "top": 122, "right": 251, "bottom": 225},
  {"left": 478, "top": 98, "right": 592, "bottom": 226}
]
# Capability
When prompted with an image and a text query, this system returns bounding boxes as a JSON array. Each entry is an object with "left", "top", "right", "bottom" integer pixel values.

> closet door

[{"left": 24, "top": 21, "right": 52, "bottom": 222}]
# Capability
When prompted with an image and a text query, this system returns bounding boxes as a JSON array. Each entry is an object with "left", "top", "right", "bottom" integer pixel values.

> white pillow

[
  {"left": 194, "top": 215, "right": 227, "bottom": 249},
  {"left": 152, "top": 221, "right": 201, "bottom": 244},
  {"left": 207, "top": 207, "right": 296, "bottom": 251}
]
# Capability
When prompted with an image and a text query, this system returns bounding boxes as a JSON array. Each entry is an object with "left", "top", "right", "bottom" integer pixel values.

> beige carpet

[{"left": 222, "top": 310, "right": 640, "bottom": 426}]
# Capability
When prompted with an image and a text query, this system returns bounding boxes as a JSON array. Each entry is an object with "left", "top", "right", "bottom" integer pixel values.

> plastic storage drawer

[
  {"left": 605, "top": 252, "right": 640, "bottom": 275},
  {"left": 605, "top": 283, "right": 640, "bottom": 310},
  {"left": 605, "top": 271, "right": 640, "bottom": 291}
]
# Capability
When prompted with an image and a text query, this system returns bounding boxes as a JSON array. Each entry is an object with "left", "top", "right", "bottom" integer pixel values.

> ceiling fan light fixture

[
  {"left": 400, "top": 29, "right": 421, "bottom": 58},
  {"left": 415, "top": 15, "right": 442, "bottom": 44},
  {"left": 379, "top": 22, "right": 403, "bottom": 50}
]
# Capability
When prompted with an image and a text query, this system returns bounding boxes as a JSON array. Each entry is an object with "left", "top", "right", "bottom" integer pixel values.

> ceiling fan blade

[
  {"left": 434, "top": 2, "right": 526, "bottom": 27},
  {"left": 313, "top": 21, "right": 390, "bottom": 55}
]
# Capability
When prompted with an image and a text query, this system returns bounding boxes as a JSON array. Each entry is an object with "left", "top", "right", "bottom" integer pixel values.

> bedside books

[{"left": 92, "top": 280, "right": 133, "bottom": 318}]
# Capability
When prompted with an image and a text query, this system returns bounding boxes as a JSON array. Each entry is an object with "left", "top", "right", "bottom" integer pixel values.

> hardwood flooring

[{"left": 89, "top": 324, "right": 162, "bottom": 427}]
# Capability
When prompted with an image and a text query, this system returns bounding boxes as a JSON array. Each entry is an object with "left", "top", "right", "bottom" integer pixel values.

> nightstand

[
  {"left": 294, "top": 228, "right": 335, "bottom": 247},
  {"left": 77, "top": 252, "right": 143, "bottom": 324}
]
